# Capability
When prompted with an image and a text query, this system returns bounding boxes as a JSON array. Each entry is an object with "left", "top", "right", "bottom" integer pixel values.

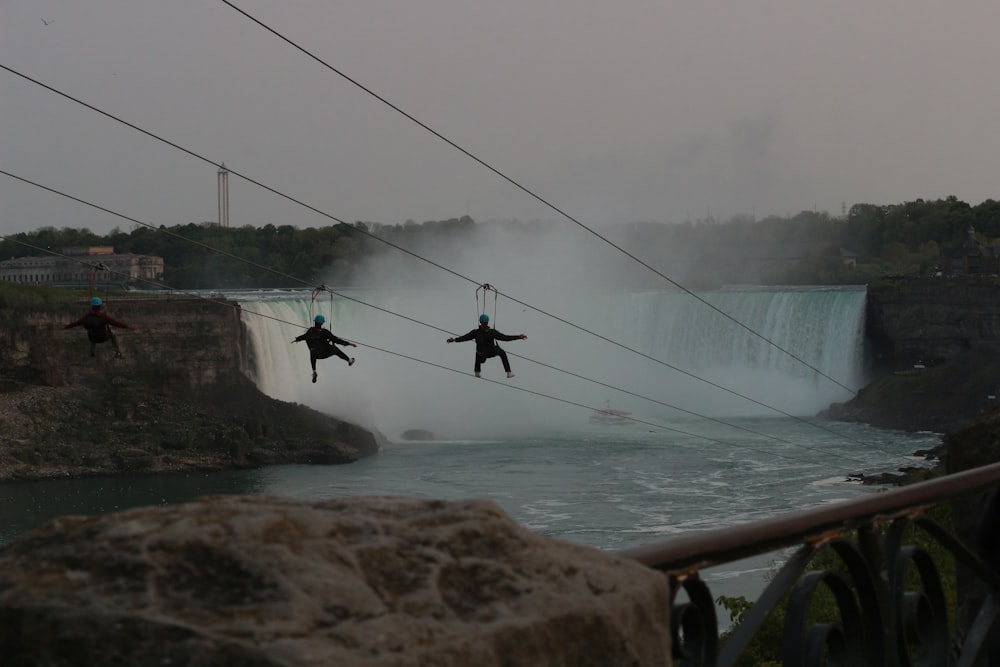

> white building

[{"left": 0, "top": 246, "right": 164, "bottom": 287}]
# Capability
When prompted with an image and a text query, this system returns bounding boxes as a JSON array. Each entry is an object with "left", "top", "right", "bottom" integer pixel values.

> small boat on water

[{"left": 590, "top": 401, "right": 632, "bottom": 425}]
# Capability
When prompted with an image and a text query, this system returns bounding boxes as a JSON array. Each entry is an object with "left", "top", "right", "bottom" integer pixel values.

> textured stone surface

[
  {"left": 827, "top": 279, "right": 1000, "bottom": 433},
  {"left": 0, "top": 495, "right": 672, "bottom": 666},
  {"left": 0, "top": 298, "right": 380, "bottom": 479},
  {"left": 866, "top": 280, "right": 1000, "bottom": 371}
]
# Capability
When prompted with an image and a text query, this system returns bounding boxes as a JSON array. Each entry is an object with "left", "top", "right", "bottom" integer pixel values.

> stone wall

[{"left": 2, "top": 296, "right": 247, "bottom": 391}]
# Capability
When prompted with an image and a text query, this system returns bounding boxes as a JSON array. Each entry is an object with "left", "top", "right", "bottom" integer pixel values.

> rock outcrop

[
  {"left": 828, "top": 278, "right": 1000, "bottom": 433},
  {"left": 0, "top": 496, "right": 673, "bottom": 666},
  {"left": 0, "top": 297, "right": 379, "bottom": 480},
  {"left": 865, "top": 278, "right": 1000, "bottom": 373}
]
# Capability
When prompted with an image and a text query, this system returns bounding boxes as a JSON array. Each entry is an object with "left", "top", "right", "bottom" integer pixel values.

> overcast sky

[{"left": 3, "top": 1, "right": 999, "bottom": 238}]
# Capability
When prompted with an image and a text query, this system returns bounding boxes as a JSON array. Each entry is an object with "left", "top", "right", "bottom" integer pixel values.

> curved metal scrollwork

[
  {"left": 782, "top": 538, "right": 884, "bottom": 666},
  {"left": 618, "top": 465, "right": 1000, "bottom": 667},
  {"left": 885, "top": 518, "right": 950, "bottom": 666},
  {"left": 671, "top": 575, "right": 718, "bottom": 666},
  {"left": 784, "top": 570, "right": 861, "bottom": 665},
  {"left": 776, "top": 519, "right": 955, "bottom": 666}
]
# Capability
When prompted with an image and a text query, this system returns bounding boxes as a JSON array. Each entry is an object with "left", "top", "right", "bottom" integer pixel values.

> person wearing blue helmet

[
  {"left": 64, "top": 296, "right": 136, "bottom": 358},
  {"left": 292, "top": 313, "right": 357, "bottom": 383},
  {"left": 447, "top": 313, "right": 527, "bottom": 378}
]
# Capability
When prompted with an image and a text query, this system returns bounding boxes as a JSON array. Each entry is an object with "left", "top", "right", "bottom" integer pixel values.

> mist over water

[{"left": 239, "top": 284, "right": 867, "bottom": 442}]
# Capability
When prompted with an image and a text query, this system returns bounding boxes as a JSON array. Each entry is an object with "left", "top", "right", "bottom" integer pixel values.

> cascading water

[{"left": 239, "top": 285, "right": 868, "bottom": 440}]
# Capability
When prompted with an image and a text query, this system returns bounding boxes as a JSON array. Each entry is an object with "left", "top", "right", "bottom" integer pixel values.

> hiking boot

[
  {"left": 474, "top": 372, "right": 481, "bottom": 378},
  {"left": 349, "top": 357, "right": 356, "bottom": 366},
  {"left": 311, "top": 371, "right": 318, "bottom": 383},
  {"left": 506, "top": 372, "right": 515, "bottom": 378}
]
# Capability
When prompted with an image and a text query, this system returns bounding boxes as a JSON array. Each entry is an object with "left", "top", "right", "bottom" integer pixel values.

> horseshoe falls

[{"left": 239, "top": 285, "right": 868, "bottom": 441}]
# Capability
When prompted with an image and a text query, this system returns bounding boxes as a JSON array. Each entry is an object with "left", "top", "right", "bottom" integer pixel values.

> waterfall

[{"left": 239, "top": 286, "right": 868, "bottom": 440}]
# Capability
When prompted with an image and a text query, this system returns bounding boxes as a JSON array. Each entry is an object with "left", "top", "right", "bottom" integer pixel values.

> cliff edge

[
  {"left": 0, "top": 296, "right": 379, "bottom": 481},
  {"left": 828, "top": 278, "right": 1000, "bottom": 434}
]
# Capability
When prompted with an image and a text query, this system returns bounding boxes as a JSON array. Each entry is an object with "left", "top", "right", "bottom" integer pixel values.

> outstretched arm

[
  {"left": 448, "top": 330, "right": 476, "bottom": 343},
  {"left": 103, "top": 314, "right": 136, "bottom": 331},
  {"left": 493, "top": 331, "right": 527, "bottom": 342}
]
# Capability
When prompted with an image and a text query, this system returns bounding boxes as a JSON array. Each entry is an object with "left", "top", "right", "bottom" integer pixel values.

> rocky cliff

[
  {"left": 0, "top": 296, "right": 379, "bottom": 481},
  {"left": 828, "top": 278, "right": 1000, "bottom": 434},
  {"left": 865, "top": 278, "right": 1000, "bottom": 373}
]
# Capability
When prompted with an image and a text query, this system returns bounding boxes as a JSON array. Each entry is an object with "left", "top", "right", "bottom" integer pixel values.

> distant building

[
  {"left": 0, "top": 246, "right": 164, "bottom": 287},
  {"left": 839, "top": 248, "right": 859, "bottom": 268},
  {"left": 939, "top": 226, "right": 1000, "bottom": 277}
]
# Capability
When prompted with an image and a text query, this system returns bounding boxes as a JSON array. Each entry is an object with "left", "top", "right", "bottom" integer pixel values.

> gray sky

[{"left": 3, "top": 1, "right": 999, "bottom": 238}]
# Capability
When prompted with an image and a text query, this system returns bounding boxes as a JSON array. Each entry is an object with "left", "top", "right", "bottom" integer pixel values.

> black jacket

[
  {"left": 295, "top": 326, "right": 351, "bottom": 352},
  {"left": 453, "top": 326, "right": 520, "bottom": 356}
]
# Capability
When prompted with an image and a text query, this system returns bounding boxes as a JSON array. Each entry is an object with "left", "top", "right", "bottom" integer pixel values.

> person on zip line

[
  {"left": 447, "top": 313, "right": 527, "bottom": 378},
  {"left": 292, "top": 314, "right": 356, "bottom": 383},
  {"left": 64, "top": 296, "right": 137, "bottom": 359}
]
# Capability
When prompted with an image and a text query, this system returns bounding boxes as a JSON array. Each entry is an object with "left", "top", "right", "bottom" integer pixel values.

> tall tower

[{"left": 217, "top": 163, "right": 230, "bottom": 228}]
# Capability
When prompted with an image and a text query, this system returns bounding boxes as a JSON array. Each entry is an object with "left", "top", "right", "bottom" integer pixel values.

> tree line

[{"left": 3, "top": 196, "right": 1000, "bottom": 289}]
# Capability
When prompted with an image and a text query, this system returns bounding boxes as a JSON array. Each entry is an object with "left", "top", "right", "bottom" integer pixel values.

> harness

[
  {"left": 88, "top": 262, "right": 111, "bottom": 302},
  {"left": 476, "top": 283, "right": 498, "bottom": 326},
  {"left": 309, "top": 285, "right": 333, "bottom": 325}
]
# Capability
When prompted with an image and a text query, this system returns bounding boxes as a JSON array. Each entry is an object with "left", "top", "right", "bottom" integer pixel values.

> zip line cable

[
  {"left": 0, "top": 170, "right": 452, "bottom": 334},
  {"left": 0, "top": 221, "right": 841, "bottom": 454},
  {"left": 0, "top": 63, "right": 876, "bottom": 448},
  {"left": 0, "top": 168, "right": 885, "bottom": 454},
  {"left": 492, "top": 283, "right": 876, "bottom": 448},
  {"left": 0, "top": 235, "right": 878, "bottom": 469},
  {"left": 0, "top": 61, "right": 855, "bottom": 417},
  {"left": 217, "top": 0, "right": 858, "bottom": 398},
  {"left": 0, "top": 63, "right": 474, "bottom": 291}
]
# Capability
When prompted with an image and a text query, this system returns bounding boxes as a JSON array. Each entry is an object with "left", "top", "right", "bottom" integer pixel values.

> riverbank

[{"left": 825, "top": 346, "right": 1000, "bottom": 435}]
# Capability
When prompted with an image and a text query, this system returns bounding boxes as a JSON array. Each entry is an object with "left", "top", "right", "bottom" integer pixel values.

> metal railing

[{"left": 616, "top": 461, "right": 1000, "bottom": 666}]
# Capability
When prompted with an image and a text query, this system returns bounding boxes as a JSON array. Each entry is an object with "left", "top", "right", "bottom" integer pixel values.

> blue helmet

[
  {"left": 314, "top": 314, "right": 325, "bottom": 324},
  {"left": 479, "top": 313, "right": 489, "bottom": 324},
  {"left": 90, "top": 297, "right": 103, "bottom": 307}
]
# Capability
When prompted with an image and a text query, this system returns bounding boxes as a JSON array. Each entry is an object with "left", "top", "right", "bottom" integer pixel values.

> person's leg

[
  {"left": 474, "top": 352, "right": 483, "bottom": 376},
  {"left": 311, "top": 346, "right": 336, "bottom": 367},
  {"left": 330, "top": 345, "right": 351, "bottom": 363},
  {"left": 108, "top": 330, "right": 121, "bottom": 357},
  {"left": 309, "top": 352, "right": 319, "bottom": 382},
  {"left": 87, "top": 331, "right": 105, "bottom": 357},
  {"left": 496, "top": 349, "right": 512, "bottom": 373}
]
